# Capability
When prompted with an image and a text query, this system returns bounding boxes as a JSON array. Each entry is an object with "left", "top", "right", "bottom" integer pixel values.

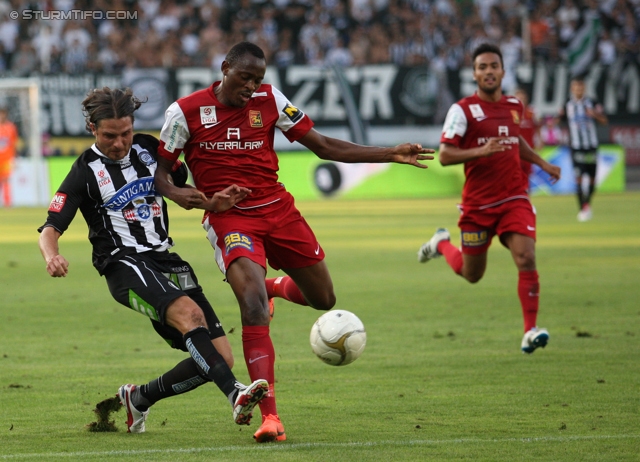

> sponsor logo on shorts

[
  {"left": 461, "top": 230, "right": 489, "bottom": 247},
  {"left": 129, "top": 292, "right": 160, "bottom": 321},
  {"left": 48, "top": 193, "right": 67, "bottom": 212},
  {"left": 224, "top": 232, "right": 254, "bottom": 253}
]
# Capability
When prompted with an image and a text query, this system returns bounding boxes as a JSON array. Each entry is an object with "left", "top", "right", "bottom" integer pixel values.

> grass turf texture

[{"left": 1, "top": 192, "right": 639, "bottom": 461}]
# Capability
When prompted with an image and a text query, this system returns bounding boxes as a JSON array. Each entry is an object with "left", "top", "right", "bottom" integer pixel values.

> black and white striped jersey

[
  {"left": 561, "top": 97, "right": 601, "bottom": 151},
  {"left": 39, "top": 134, "right": 187, "bottom": 274}
]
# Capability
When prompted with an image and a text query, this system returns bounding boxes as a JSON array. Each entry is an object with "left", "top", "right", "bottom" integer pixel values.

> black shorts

[
  {"left": 571, "top": 150, "right": 597, "bottom": 178},
  {"left": 103, "top": 250, "right": 225, "bottom": 352}
]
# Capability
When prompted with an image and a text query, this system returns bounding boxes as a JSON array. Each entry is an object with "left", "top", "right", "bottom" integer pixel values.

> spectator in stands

[
  {"left": 0, "top": 0, "right": 638, "bottom": 75},
  {"left": 63, "top": 37, "right": 90, "bottom": 74},
  {"left": 0, "top": 11, "right": 18, "bottom": 66},
  {"left": 273, "top": 28, "right": 297, "bottom": 67},
  {"left": 598, "top": 29, "right": 617, "bottom": 65},
  {"left": 528, "top": 8, "right": 552, "bottom": 60},
  {"left": 368, "top": 23, "right": 391, "bottom": 63},
  {"left": 325, "top": 36, "right": 353, "bottom": 66},
  {"left": 11, "top": 42, "right": 38, "bottom": 76},
  {"left": 348, "top": 24, "right": 370, "bottom": 65}
]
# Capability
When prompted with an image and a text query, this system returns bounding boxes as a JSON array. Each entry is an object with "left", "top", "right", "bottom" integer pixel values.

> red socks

[
  {"left": 434, "top": 240, "right": 540, "bottom": 333},
  {"left": 265, "top": 276, "right": 308, "bottom": 306},
  {"left": 242, "top": 325, "right": 277, "bottom": 416},
  {"left": 518, "top": 270, "right": 539, "bottom": 332},
  {"left": 437, "top": 240, "right": 463, "bottom": 275}
]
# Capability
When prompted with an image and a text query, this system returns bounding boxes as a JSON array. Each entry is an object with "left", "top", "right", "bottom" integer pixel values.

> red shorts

[
  {"left": 457, "top": 198, "right": 536, "bottom": 255},
  {"left": 203, "top": 192, "right": 324, "bottom": 274}
]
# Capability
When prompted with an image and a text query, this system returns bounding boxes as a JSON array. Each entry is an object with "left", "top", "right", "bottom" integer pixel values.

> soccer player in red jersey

[
  {"left": 514, "top": 87, "right": 541, "bottom": 191},
  {"left": 154, "top": 41, "right": 434, "bottom": 442},
  {"left": 417, "top": 43, "right": 561, "bottom": 354}
]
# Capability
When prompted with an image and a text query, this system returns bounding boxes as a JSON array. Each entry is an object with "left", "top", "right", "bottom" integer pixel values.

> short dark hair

[
  {"left": 225, "top": 41, "right": 266, "bottom": 66},
  {"left": 81, "top": 87, "right": 145, "bottom": 133},
  {"left": 472, "top": 43, "right": 503, "bottom": 69}
]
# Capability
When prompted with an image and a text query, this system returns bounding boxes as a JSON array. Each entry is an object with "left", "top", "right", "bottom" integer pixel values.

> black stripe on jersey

[{"left": 565, "top": 98, "right": 599, "bottom": 151}]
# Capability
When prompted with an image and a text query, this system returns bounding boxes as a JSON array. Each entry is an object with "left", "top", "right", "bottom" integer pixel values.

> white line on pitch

[{"left": 1, "top": 434, "right": 639, "bottom": 459}]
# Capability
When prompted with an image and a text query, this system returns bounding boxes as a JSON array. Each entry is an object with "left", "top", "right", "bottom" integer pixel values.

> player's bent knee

[
  {"left": 309, "top": 292, "right": 336, "bottom": 311},
  {"left": 462, "top": 271, "right": 484, "bottom": 284},
  {"left": 166, "top": 296, "right": 208, "bottom": 333}
]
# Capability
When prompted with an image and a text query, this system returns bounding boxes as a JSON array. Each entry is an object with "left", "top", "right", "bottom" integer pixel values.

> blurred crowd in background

[{"left": 0, "top": 0, "right": 638, "bottom": 77}]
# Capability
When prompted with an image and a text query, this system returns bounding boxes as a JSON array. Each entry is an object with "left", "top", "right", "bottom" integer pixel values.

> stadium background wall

[
  {"left": 37, "top": 61, "right": 640, "bottom": 162},
  {"left": 36, "top": 145, "right": 624, "bottom": 205},
  {"left": 5, "top": 62, "right": 635, "bottom": 205}
]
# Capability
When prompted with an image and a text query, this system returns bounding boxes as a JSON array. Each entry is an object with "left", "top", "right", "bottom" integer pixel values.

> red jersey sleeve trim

[{"left": 158, "top": 141, "right": 181, "bottom": 163}]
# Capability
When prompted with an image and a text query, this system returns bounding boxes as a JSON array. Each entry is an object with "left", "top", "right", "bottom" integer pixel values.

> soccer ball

[{"left": 310, "top": 310, "right": 366, "bottom": 366}]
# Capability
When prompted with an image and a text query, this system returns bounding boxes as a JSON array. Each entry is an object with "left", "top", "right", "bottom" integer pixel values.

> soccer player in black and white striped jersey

[
  {"left": 558, "top": 77, "right": 608, "bottom": 221},
  {"left": 38, "top": 87, "right": 269, "bottom": 435}
]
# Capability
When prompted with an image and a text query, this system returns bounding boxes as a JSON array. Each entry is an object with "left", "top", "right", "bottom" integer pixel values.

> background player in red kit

[
  {"left": 417, "top": 43, "right": 560, "bottom": 354},
  {"left": 154, "top": 41, "right": 434, "bottom": 442},
  {"left": 514, "top": 87, "right": 541, "bottom": 191}
]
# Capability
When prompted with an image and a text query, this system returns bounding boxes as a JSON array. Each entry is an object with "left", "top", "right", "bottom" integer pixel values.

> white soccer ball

[{"left": 310, "top": 310, "right": 366, "bottom": 366}]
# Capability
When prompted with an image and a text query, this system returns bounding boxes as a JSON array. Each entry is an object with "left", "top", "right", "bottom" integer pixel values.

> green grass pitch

[{"left": 1, "top": 192, "right": 639, "bottom": 461}]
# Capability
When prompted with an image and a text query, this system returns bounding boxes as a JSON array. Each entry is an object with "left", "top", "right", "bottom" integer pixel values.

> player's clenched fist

[{"left": 46, "top": 254, "right": 69, "bottom": 277}]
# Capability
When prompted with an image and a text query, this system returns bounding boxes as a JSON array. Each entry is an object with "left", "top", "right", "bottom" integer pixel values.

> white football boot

[
  {"left": 417, "top": 228, "right": 450, "bottom": 263},
  {"left": 232, "top": 379, "right": 269, "bottom": 425},
  {"left": 521, "top": 327, "right": 550, "bottom": 354},
  {"left": 117, "top": 384, "right": 149, "bottom": 433}
]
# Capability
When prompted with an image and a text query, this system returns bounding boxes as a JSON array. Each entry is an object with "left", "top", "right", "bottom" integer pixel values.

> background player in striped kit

[
  {"left": 38, "top": 87, "right": 268, "bottom": 435},
  {"left": 558, "top": 77, "right": 608, "bottom": 222}
]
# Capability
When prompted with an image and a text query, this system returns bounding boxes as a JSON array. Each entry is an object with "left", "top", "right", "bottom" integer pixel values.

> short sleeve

[
  {"left": 440, "top": 103, "right": 467, "bottom": 146},
  {"left": 158, "top": 102, "right": 191, "bottom": 162}
]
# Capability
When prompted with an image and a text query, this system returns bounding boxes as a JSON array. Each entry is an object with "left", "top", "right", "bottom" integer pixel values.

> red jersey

[
  {"left": 440, "top": 93, "right": 528, "bottom": 208},
  {"left": 157, "top": 82, "right": 314, "bottom": 214}
]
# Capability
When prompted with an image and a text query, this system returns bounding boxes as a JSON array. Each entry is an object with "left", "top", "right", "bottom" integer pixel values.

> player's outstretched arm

[
  {"left": 202, "top": 185, "right": 253, "bottom": 212},
  {"left": 155, "top": 156, "right": 208, "bottom": 210},
  {"left": 439, "top": 138, "right": 508, "bottom": 166},
  {"left": 297, "top": 128, "right": 434, "bottom": 168},
  {"left": 39, "top": 226, "right": 69, "bottom": 277},
  {"left": 518, "top": 135, "right": 561, "bottom": 183}
]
